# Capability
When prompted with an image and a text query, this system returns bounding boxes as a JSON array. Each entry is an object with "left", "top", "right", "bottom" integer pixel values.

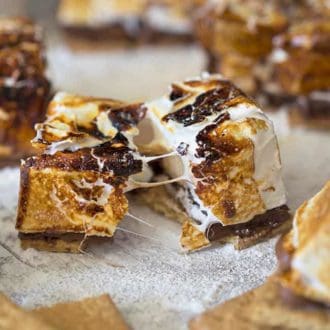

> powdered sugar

[{"left": 0, "top": 131, "right": 330, "bottom": 329}]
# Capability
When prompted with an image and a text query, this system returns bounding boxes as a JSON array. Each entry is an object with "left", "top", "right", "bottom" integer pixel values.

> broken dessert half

[
  {"left": 0, "top": 17, "right": 50, "bottom": 166},
  {"left": 16, "top": 92, "right": 151, "bottom": 252},
  {"left": 276, "top": 180, "right": 330, "bottom": 307},
  {"left": 141, "top": 74, "right": 291, "bottom": 251},
  {"left": 190, "top": 181, "right": 330, "bottom": 330}
]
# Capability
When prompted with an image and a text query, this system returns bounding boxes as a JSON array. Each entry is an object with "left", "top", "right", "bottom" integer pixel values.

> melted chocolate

[{"left": 207, "top": 205, "right": 290, "bottom": 241}]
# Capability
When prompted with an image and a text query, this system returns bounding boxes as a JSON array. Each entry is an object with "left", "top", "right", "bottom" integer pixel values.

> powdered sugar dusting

[{"left": 0, "top": 131, "right": 330, "bottom": 329}]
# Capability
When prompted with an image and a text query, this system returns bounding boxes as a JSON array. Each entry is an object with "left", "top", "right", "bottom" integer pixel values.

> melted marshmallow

[{"left": 145, "top": 74, "right": 287, "bottom": 232}]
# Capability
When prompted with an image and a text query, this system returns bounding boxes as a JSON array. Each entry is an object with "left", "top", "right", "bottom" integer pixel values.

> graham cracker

[
  {"left": 136, "top": 186, "right": 292, "bottom": 251},
  {"left": 0, "top": 293, "right": 55, "bottom": 330},
  {"left": 190, "top": 279, "right": 330, "bottom": 330},
  {"left": 34, "top": 294, "right": 129, "bottom": 330}
]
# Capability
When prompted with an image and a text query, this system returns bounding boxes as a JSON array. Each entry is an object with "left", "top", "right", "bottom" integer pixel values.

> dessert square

[
  {"left": 57, "top": 0, "right": 197, "bottom": 48},
  {"left": 144, "top": 74, "right": 291, "bottom": 251},
  {"left": 16, "top": 92, "right": 148, "bottom": 252},
  {"left": 34, "top": 294, "right": 129, "bottom": 330},
  {"left": 0, "top": 17, "right": 50, "bottom": 165}
]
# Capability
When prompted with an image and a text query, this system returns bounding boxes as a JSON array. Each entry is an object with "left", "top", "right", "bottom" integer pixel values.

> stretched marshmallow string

[
  {"left": 139, "top": 151, "right": 178, "bottom": 163},
  {"left": 126, "top": 212, "right": 154, "bottom": 228},
  {"left": 116, "top": 227, "right": 163, "bottom": 243},
  {"left": 127, "top": 175, "right": 190, "bottom": 190}
]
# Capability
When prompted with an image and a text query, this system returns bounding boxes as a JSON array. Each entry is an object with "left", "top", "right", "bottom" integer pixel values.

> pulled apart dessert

[
  {"left": 57, "top": 0, "right": 201, "bottom": 46},
  {"left": 0, "top": 17, "right": 50, "bottom": 166},
  {"left": 144, "top": 74, "right": 290, "bottom": 251},
  {"left": 276, "top": 181, "right": 330, "bottom": 307},
  {"left": 16, "top": 92, "right": 151, "bottom": 252},
  {"left": 16, "top": 75, "right": 290, "bottom": 253}
]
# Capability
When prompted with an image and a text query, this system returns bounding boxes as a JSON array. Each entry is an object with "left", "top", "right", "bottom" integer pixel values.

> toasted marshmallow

[
  {"left": 145, "top": 74, "right": 287, "bottom": 240},
  {"left": 33, "top": 92, "right": 145, "bottom": 154},
  {"left": 279, "top": 181, "right": 330, "bottom": 305}
]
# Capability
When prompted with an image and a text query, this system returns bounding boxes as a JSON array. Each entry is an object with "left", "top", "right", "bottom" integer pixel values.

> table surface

[{"left": 1, "top": 2, "right": 330, "bottom": 329}]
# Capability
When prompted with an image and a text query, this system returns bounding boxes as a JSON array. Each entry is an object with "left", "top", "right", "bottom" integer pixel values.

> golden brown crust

[
  {"left": 16, "top": 164, "right": 128, "bottom": 238},
  {"left": 181, "top": 221, "right": 210, "bottom": 251},
  {"left": 34, "top": 294, "right": 130, "bottom": 330},
  {"left": 0, "top": 292, "right": 129, "bottom": 330},
  {"left": 195, "top": 1, "right": 287, "bottom": 58},
  {"left": 0, "top": 293, "right": 55, "bottom": 330},
  {"left": 193, "top": 118, "right": 267, "bottom": 226},
  {"left": 277, "top": 181, "right": 330, "bottom": 305},
  {"left": 190, "top": 279, "right": 330, "bottom": 330}
]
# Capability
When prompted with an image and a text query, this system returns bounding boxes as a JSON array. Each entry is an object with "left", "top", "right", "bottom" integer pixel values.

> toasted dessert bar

[
  {"left": 57, "top": 0, "right": 198, "bottom": 47},
  {"left": 195, "top": 0, "right": 287, "bottom": 96},
  {"left": 0, "top": 17, "right": 50, "bottom": 166},
  {"left": 195, "top": 0, "right": 287, "bottom": 58},
  {"left": 16, "top": 92, "right": 150, "bottom": 252},
  {"left": 276, "top": 181, "right": 330, "bottom": 307},
  {"left": 141, "top": 74, "right": 291, "bottom": 251},
  {"left": 274, "top": 19, "right": 330, "bottom": 95}
]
